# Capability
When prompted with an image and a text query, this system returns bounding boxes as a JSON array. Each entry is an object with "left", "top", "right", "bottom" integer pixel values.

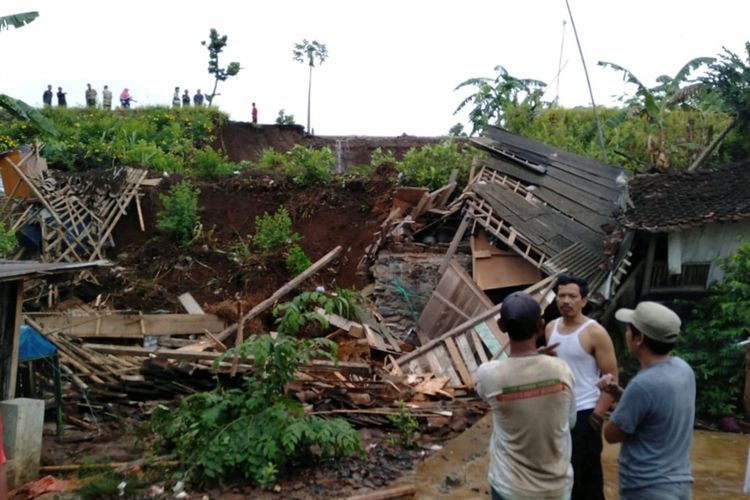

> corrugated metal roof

[{"left": 0, "top": 259, "right": 109, "bottom": 282}]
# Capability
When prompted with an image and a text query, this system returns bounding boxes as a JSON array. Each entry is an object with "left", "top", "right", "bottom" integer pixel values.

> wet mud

[{"left": 397, "top": 415, "right": 747, "bottom": 499}]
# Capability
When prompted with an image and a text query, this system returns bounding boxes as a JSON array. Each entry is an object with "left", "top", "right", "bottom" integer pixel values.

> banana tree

[
  {"left": 690, "top": 42, "right": 750, "bottom": 171},
  {"left": 293, "top": 39, "right": 328, "bottom": 134},
  {"left": 598, "top": 57, "right": 713, "bottom": 170},
  {"left": 454, "top": 65, "right": 547, "bottom": 136},
  {"left": 0, "top": 11, "right": 58, "bottom": 137}
]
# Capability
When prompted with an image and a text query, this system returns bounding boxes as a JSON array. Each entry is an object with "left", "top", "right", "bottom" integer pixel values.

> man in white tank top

[{"left": 545, "top": 274, "right": 618, "bottom": 500}]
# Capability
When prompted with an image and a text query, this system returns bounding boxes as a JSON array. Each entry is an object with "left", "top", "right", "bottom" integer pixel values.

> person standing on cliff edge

[{"left": 252, "top": 102, "right": 258, "bottom": 124}]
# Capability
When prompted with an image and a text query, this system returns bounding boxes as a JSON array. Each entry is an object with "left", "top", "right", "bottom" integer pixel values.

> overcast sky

[{"left": 2, "top": 0, "right": 748, "bottom": 136}]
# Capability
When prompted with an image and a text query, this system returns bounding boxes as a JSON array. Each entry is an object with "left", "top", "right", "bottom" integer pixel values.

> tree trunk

[
  {"left": 307, "top": 64, "right": 313, "bottom": 134},
  {"left": 687, "top": 117, "right": 737, "bottom": 172}
]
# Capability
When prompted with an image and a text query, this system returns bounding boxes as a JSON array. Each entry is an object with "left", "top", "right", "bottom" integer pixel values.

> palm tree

[
  {"left": 598, "top": 57, "right": 713, "bottom": 170},
  {"left": 689, "top": 42, "right": 750, "bottom": 171},
  {"left": 454, "top": 65, "right": 547, "bottom": 136},
  {"left": 0, "top": 11, "right": 58, "bottom": 136},
  {"left": 292, "top": 39, "right": 328, "bottom": 134}
]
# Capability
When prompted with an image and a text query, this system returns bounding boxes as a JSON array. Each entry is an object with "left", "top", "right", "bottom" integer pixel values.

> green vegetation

[
  {"left": 276, "top": 109, "right": 296, "bottom": 126},
  {"left": 677, "top": 241, "right": 750, "bottom": 418},
  {"left": 201, "top": 28, "right": 241, "bottom": 106},
  {"left": 286, "top": 244, "right": 312, "bottom": 275},
  {"left": 388, "top": 400, "right": 419, "bottom": 447},
  {"left": 151, "top": 292, "right": 363, "bottom": 489},
  {"left": 253, "top": 207, "right": 300, "bottom": 255},
  {"left": 395, "top": 140, "right": 475, "bottom": 191},
  {"left": 157, "top": 180, "right": 201, "bottom": 247},
  {"left": 193, "top": 146, "right": 235, "bottom": 180},
  {"left": 287, "top": 144, "right": 335, "bottom": 186},
  {"left": 0, "top": 222, "right": 17, "bottom": 256},
  {"left": 293, "top": 39, "right": 329, "bottom": 133},
  {"left": 0, "top": 106, "right": 227, "bottom": 174}
]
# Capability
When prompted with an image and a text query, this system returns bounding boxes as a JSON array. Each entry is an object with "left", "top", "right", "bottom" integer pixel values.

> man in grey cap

[
  {"left": 477, "top": 292, "right": 576, "bottom": 500},
  {"left": 598, "top": 301, "right": 695, "bottom": 500}
]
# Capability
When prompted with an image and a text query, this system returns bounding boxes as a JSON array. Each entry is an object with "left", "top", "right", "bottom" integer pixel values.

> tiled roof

[
  {"left": 621, "top": 159, "right": 750, "bottom": 232},
  {"left": 0, "top": 260, "right": 109, "bottom": 282}
]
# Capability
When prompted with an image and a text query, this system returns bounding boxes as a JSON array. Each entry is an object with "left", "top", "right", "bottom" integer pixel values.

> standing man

[
  {"left": 102, "top": 85, "right": 113, "bottom": 110},
  {"left": 56, "top": 87, "right": 67, "bottom": 107},
  {"left": 42, "top": 85, "right": 53, "bottom": 107},
  {"left": 546, "top": 274, "right": 617, "bottom": 500},
  {"left": 182, "top": 89, "right": 191, "bottom": 107},
  {"left": 193, "top": 89, "right": 204, "bottom": 106},
  {"left": 252, "top": 102, "right": 258, "bottom": 124},
  {"left": 172, "top": 87, "right": 181, "bottom": 107},
  {"left": 85, "top": 83, "right": 97, "bottom": 107},
  {"left": 599, "top": 301, "right": 695, "bottom": 499},
  {"left": 477, "top": 292, "right": 576, "bottom": 500}
]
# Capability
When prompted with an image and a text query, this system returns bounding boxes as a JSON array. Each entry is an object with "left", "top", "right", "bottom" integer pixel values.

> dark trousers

[{"left": 571, "top": 408, "right": 605, "bottom": 500}]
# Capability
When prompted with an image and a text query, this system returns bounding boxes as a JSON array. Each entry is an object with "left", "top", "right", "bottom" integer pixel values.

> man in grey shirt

[{"left": 598, "top": 301, "right": 695, "bottom": 500}]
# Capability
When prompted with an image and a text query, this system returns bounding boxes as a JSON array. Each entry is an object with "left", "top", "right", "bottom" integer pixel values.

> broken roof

[
  {"left": 621, "top": 159, "right": 750, "bottom": 232},
  {"left": 0, "top": 259, "right": 109, "bottom": 283},
  {"left": 468, "top": 126, "right": 627, "bottom": 290}
]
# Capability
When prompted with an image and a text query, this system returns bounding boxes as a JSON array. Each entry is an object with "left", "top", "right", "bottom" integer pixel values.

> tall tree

[
  {"left": 201, "top": 28, "right": 241, "bottom": 107},
  {"left": 0, "top": 11, "right": 57, "bottom": 136},
  {"left": 599, "top": 57, "right": 713, "bottom": 170},
  {"left": 453, "top": 65, "right": 547, "bottom": 136},
  {"left": 690, "top": 42, "right": 750, "bottom": 171},
  {"left": 293, "top": 39, "right": 328, "bottom": 134}
]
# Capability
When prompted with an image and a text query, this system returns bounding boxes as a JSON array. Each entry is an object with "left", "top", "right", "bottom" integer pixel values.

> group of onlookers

[
  {"left": 477, "top": 274, "right": 698, "bottom": 499},
  {"left": 41, "top": 85, "right": 206, "bottom": 109}
]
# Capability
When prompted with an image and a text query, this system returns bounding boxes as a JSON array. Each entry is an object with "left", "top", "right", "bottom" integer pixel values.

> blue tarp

[{"left": 19, "top": 325, "right": 57, "bottom": 361}]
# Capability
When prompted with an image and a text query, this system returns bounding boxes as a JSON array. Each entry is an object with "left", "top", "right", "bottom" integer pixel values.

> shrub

[
  {"left": 388, "top": 400, "right": 419, "bottom": 447},
  {"left": 276, "top": 109, "right": 296, "bottom": 126},
  {"left": 257, "top": 148, "right": 289, "bottom": 171},
  {"left": 193, "top": 146, "right": 235, "bottom": 180},
  {"left": 287, "top": 145, "right": 335, "bottom": 187},
  {"left": 370, "top": 147, "right": 396, "bottom": 168},
  {"left": 0, "top": 223, "right": 17, "bottom": 257},
  {"left": 151, "top": 293, "right": 363, "bottom": 489},
  {"left": 395, "top": 140, "right": 475, "bottom": 191},
  {"left": 253, "top": 207, "right": 299, "bottom": 255},
  {"left": 677, "top": 241, "right": 750, "bottom": 418},
  {"left": 286, "top": 244, "right": 311, "bottom": 275},
  {"left": 157, "top": 180, "right": 201, "bottom": 247}
]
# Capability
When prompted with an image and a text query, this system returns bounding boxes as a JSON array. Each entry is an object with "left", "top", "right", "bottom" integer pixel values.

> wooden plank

[
  {"left": 470, "top": 329, "right": 489, "bottom": 363},
  {"left": 30, "top": 313, "right": 225, "bottom": 338},
  {"left": 443, "top": 338, "right": 474, "bottom": 388},
  {"left": 437, "top": 214, "right": 470, "bottom": 277},
  {"left": 456, "top": 334, "right": 478, "bottom": 374},
  {"left": 178, "top": 293, "right": 205, "bottom": 314},
  {"left": 82, "top": 344, "right": 372, "bottom": 375}
]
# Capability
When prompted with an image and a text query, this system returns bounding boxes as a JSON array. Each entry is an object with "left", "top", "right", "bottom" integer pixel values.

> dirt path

[{"left": 395, "top": 415, "right": 747, "bottom": 499}]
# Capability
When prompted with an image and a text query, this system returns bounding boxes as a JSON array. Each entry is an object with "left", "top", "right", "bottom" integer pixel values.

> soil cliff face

[{"left": 218, "top": 121, "right": 443, "bottom": 170}]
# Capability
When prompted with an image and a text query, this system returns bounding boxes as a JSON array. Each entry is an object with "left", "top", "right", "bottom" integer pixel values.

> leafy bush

[
  {"left": 157, "top": 180, "right": 201, "bottom": 247},
  {"left": 193, "top": 146, "right": 235, "bottom": 180},
  {"left": 286, "top": 145, "right": 335, "bottom": 187},
  {"left": 257, "top": 148, "right": 289, "bottom": 171},
  {"left": 286, "top": 244, "right": 311, "bottom": 275},
  {"left": 395, "top": 140, "right": 475, "bottom": 191},
  {"left": 0, "top": 223, "right": 17, "bottom": 257},
  {"left": 370, "top": 147, "right": 396, "bottom": 168},
  {"left": 151, "top": 293, "right": 363, "bottom": 489},
  {"left": 276, "top": 109, "right": 296, "bottom": 126},
  {"left": 677, "top": 241, "right": 750, "bottom": 418},
  {"left": 253, "top": 207, "right": 300, "bottom": 255}
]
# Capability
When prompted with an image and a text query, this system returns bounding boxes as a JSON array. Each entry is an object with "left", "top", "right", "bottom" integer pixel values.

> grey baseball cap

[
  {"left": 501, "top": 292, "right": 541, "bottom": 324},
  {"left": 615, "top": 301, "right": 681, "bottom": 343}
]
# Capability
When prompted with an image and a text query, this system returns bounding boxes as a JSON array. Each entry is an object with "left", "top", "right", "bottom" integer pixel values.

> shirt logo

[{"left": 495, "top": 378, "right": 565, "bottom": 402}]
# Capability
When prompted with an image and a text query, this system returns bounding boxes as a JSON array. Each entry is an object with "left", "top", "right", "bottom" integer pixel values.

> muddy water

[{"left": 397, "top": 415, "right": 747, "bottom": 499}]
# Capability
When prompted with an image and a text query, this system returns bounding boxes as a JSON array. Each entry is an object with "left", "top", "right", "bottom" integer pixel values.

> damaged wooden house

[
  {"left": 380, "top": 126, "right": 632, "bottom": 388},
  {"left": 618, "top": 157, "right": 750, "bottom": 300}
]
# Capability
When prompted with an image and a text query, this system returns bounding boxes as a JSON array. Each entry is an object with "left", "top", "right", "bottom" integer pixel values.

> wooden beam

[
  {"left": 28, "top": 313, "right": 225, "bottom": 338},
  {"left": 642, "top": 233, "right": 657, "bottom": 296},
  {"left": 178, "top": 293, "right": 205, "bottom": 314},
  {"left": 0, "top": 280, "right": 23, "bottom": 399},
  {"left": 437, "top": 214, "right": 470, "bottom": 277},
  {"left": 214, "top": 245, "right": 342, "bottom": 343},
  {"left": 345, "top": 485, "right": 416, "bottom": 500}
]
